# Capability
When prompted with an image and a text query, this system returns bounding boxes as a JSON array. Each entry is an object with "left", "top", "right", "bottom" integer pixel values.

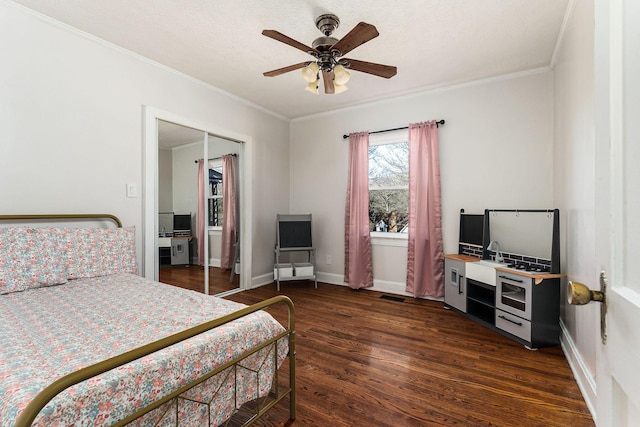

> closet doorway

[{"left": 143, "top": 107, "right": 252, "bottom": 296}]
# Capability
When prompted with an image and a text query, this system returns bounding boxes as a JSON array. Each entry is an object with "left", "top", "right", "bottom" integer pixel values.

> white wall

[
  {"left": 552, "top": 0, "right": 597, "bottom": 414},
  {"left": 0, "top": 2, "right": 290, "bottom": 282},
  {"left": 171, "top": 141, "right": 201, "bottom": 217},
  {"left": 158, "top": 148, "right": 173, "bottom": 213},
  {"left": 290, "top": 72, "right": 555, "bottom": 293}
]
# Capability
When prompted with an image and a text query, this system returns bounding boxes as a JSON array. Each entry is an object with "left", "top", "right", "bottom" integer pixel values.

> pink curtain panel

[
  {"left": 344, "top": 132, "right": 374, "bottom": 289},
  {"left": 406, "top": 121, "right": 444, "bottom": 298}
]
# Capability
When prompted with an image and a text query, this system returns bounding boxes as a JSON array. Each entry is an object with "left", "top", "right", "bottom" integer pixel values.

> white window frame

[
  {"left": 208, "top": 158, "right": 223, "bottom": 231},
  {"left": 368, "top": 129, "right": 409, "bottom": 247}
]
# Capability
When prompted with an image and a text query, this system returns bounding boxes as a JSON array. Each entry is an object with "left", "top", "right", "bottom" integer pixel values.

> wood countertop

[
  {"left": 495, "top": 267, "right": 566, "bottom": 285},
  {"left": 443, "top": 254, "right": 480, "bottom": 262},
  {"left": 444, "top": 254, "right": 565, "bottom": 285}
]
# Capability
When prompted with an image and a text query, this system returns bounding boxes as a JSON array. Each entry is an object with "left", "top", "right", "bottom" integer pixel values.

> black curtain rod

[
  {"left": 194, "top": 153, "right": 237, "bottom": 163},
  {"left": 486, "top": 209, "right": 557, "bottom": 213},
  {"left": 342, "top": 120, "right": 445, "bottom": 139}
]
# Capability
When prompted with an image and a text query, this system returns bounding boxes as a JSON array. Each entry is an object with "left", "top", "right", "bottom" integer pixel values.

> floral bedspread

[{"left": 0, "top": 273, "right": 288, "bottom": 426}]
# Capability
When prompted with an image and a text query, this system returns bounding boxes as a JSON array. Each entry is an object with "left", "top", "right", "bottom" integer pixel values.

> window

[
  {"left": 208, "top": 160, "right": 223, "bottom": 228},
  {"left": 368, "top": 132, "right": 409, "bottom": 235}
]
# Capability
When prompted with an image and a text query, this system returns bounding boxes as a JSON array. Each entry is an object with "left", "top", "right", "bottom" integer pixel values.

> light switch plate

[{"left": 126, "top": 183, "right": 137, "bottom": 198}]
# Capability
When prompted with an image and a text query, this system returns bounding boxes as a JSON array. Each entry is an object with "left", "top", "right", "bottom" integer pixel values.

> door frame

[{"left": 142, "top": 105, "right": 253, "bottom": 292}]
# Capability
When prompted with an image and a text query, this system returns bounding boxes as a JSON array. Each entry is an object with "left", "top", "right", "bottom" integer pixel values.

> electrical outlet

[{"left": 326, "top": 254, "right": 332, "bottom": 265}]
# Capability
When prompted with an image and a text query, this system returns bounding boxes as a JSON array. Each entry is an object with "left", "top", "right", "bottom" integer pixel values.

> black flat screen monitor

[
  {"left": 460, "top": 214, "right": 484, "bottom": 246},
  {"left": 174, "top": 214, "right": 191, "bottom": 231}
]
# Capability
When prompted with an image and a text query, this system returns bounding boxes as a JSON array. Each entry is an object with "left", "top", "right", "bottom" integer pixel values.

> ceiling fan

[{"left": 262, "top": 14, "right": 397, "bottom": 94}]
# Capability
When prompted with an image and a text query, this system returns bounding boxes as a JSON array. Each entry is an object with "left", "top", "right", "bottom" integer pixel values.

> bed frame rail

[
  {"left": 0, "top": 213, "right": 122, "bottom": 228},
  {"left": 14, "top": 295, "right": 296, "bottom": 426}
]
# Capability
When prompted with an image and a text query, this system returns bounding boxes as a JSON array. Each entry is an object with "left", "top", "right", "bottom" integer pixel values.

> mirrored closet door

[
  {"left": 204, "top": 135, "right": 242, "bottom": 293},
  {"left": 156, "top": 120, "right": 242, "bottom": 295}
]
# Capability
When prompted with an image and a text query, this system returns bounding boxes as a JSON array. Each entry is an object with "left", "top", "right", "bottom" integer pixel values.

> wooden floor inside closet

[
  {"left": 159, "top": 265, "right": 239, "bottom": 295},
  {"left": 223, "top": 281, "right": 595, "bottom": 427}
]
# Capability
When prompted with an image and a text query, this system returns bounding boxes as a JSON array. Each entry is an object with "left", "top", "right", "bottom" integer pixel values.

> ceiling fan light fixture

[
  {"left": 305, "top": 80, "right": 319, "bottom": 95},
  {"left": 334, "top": 64, "right": 351, "bottom": 86},
  {"left": 262, "top": 15, "right": 397, "bottom": 95},
  {"left": 301, "top": 62, "right": 319, "bottom": 82},
  {"left": 334, "top": 83, "right": 348, "bottom": 94}
]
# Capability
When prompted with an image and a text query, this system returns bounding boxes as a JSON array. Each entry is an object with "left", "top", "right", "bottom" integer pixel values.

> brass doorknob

[
  {"left": 567, "top": 281, "right": 605, "bottom": 305},
  {"left": 568, "top": 272, "right": 608, "bottom": 345}
]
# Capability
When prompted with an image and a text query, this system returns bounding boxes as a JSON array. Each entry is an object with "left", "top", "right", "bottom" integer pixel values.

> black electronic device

[
  {"left": 460, "top": 213, "right": 484, "bottom": 246},
  {"left": 173, "top": 214, "right": 192, "bottom": 236}
]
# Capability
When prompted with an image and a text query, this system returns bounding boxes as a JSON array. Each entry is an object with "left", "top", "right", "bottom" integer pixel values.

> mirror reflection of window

[{"left": 208, "top": 160, "right": 224, "bottom": 228}]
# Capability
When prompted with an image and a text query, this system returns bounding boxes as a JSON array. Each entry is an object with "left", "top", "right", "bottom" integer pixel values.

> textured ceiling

[{"left": 12, "top": 0, "right": 569, "bottom": 119}]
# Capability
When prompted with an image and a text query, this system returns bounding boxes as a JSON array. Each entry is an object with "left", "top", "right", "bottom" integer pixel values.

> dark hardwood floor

[
  {"left": 223, "top": 281, "right": 594, "bottom": 427},
  {"left": 159, "top": 265, "right": 240, "bottom": 294}
]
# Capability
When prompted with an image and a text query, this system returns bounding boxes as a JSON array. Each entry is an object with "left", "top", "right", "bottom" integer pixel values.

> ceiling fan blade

[
  {"left": 343, "top": 58, "right": 397, "bottom": 78},
  {"left": 330, "top": 22, "right": 379, "bottom": 56},
  {"left": 322, "top": 71, "right": 335, "bottom": 94},
  {"left": 263, "top": 62, "right": 308, "bottom": 77},
  {"left": 262, "top": 30, "right": 318, "bottom": 54}
]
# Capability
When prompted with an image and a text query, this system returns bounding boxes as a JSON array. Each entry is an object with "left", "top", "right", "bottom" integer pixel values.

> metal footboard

[{"left": 14, "top": 295, "right": 296, "bottom": 427}]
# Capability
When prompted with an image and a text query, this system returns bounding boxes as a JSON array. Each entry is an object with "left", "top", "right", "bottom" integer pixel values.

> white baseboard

[
  {"left": 559, "top": 320, "right": 597, "bottom": 421},
  {"left": 316, "top": 271, "right": 443, "bottom": 301},
  {"left": 250, "top": 272, "right": 275, "bottom": 289},
  {"left": 246, "top": 270, "right": 442, "bottom": 302},
  {"left": 250, "top": 272, "right": 334, "bottom": 290},
  {"left": 371, "top": 279, "right": 409, "bottom": 295},
  {"left": 316, "top": 271, "right": 344, "bottom": 286}
]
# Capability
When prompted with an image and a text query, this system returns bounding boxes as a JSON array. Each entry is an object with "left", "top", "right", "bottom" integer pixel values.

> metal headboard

[{"left": 0, "top": 214, "right": 122, "bottom": 228}]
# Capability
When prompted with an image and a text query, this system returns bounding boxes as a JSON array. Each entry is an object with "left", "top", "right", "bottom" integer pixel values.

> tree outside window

[{"left": 368, "top": 141, "right": 409, "bottom": 233}]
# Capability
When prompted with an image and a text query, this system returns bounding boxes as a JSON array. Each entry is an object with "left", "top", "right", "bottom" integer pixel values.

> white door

[{"left": 593, "top": 0, "right": 640, "bottom": 424}]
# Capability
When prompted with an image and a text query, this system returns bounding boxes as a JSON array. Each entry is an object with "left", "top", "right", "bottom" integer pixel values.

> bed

[{"left": 0, "top": 214, "right": 295, "bottom": 426}]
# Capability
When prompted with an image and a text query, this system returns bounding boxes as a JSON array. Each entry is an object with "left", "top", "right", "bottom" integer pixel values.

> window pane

[
  {"left": 369, "top": 189, "right": 408, "bottom": 233},
  {"left": 369, "top": 142, "right": 409, "bottom": 188},
  {"left": 369, "top": 141, "right": 409, "bottom": 233},
  {"left": 208, "top": 166, "right": 223, "bottom": 197},
  {"left": 208, "top": 198, "right": 224, "bottom": 227},
  {"left": 208, "top": 165, "right": 224, "bottom": 227}
]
